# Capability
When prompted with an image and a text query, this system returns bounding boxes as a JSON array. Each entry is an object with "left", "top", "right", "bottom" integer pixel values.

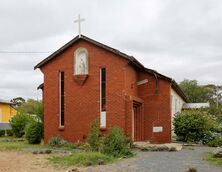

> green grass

[
  {"left": 0, "top": 137, "right": 47, "bottom": 151},
  {"left": 203, "top": 152, "right": 222, "bottom": 166},
  {"left": 48, "top": 152, "right": 115, "bottom": 167},
  {"left": 0, "top": 136, "right": 78, "bottom": 151}
]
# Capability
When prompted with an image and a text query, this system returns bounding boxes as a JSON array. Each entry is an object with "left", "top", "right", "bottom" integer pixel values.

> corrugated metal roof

[
  {"left": 0, "top": 99, "right": 12, "bottom": 104},
  {"left": 183, "top": 102, "right": 210, "bottom": 109}
]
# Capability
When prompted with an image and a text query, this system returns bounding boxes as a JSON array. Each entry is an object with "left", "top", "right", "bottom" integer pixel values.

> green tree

[
  {"left": 205, "top": 104, "right": 222, "bottom": 123},
  {"left": 17, "top": 99, "right": 41, "bottom": 115},
  {"left": 16, "top": 99, "right": 44, "bottom": 139},
  {"left": 179, "top": 79, "right": 214, "bottom": 103},
  {"left": 25, "top": 120, "right": 43, "bottom": 144},
  {"left": 204, "top": 84, "right": 222, "bottom": 107},
  {"left": 10, "top": 112, "right": 34, "bottom": 138},
  {"left": 17, "top": 99, "right": 43, "bottom": 122},
  {"left": 173, "top": 110, "right": 218, "bottom": 143},
  {"left": 10, "top": 97, "right": 25, "bottom": 108}
]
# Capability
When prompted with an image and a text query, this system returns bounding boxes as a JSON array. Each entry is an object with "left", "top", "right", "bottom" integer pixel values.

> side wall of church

[{"left": 138, "top": 71, "right": 172, "bottom": 143}]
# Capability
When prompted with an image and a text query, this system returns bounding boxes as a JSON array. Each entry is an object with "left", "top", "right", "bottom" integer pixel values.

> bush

[
  {"left": 79, "top": 143, "right": 92, "bottom": 152},
  {"left": 0, "top": 130, "right": 5, "bottom": 137},
  {"left": 103, "top": 128, "right": 132, "bottom": 157},
  {"left": 186, "top": 168, "right": 198, "bottom": 172},
  {"left": 10, "top": 112, "right": 33, "bottom": 138},
  {"left": 6, "top": 130, "right": 14, "bottom": 136},
  {"left": 207, "top": 136, "right": 222, "bottom": 147},
  {"left": 173, "top": 110, "right": 218, "bottom": 143},
  {"left": 0, "top": 130, "right": 14, "bottom": 137},
  {"left": 86, "top": 119, "right": 102, "bottom": 151},
  {"left": 49, "top": 152, "right": 114, "bottom": 167},
  {"left": 25, "top": 121, "right": 43, "bottom": 144},
  {"left": 48, "top": 136, "right": 67, "bottom": 148}
]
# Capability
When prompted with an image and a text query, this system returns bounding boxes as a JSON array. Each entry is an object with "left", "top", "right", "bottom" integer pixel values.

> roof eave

[{"left": 34, "top": 35, "right": 81, "bottom": 70}]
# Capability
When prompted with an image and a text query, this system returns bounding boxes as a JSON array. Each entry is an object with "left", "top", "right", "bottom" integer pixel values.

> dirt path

[
  {"left": 82, "top": 146, "right": 222, "bottom": 172},
  {"left": 1, "top": 147, "right": 222, "bottom": 172},
  {"left": 0, "top": 151, "right": 65, "bottom": 172}
]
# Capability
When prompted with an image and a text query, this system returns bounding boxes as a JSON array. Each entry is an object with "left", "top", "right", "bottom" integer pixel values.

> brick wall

[
  {"left": 138, "top": 71, "right": 172, "bottom": 143},
  {"left": 40, "top": 39, "right": 172, "bottom": 144},
  {"left": 41, "top": 40, "right": 135, "bottom": 143}
]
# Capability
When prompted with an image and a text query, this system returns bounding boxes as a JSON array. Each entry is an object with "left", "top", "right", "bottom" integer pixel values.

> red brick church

[{"left": 35, "top": 35, "right": 187, "bottom": 144}]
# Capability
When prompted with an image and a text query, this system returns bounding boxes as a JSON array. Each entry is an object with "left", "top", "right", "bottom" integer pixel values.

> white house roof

[
  {"left": 182, "top": 102, "right": 210, "bottom": 109},
  {"left": 0, "top": 99, "right": 12, "bottom": 104}
]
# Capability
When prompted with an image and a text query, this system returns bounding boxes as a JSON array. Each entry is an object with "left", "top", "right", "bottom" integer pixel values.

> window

[
  {"left": 59, "top": 71, "right": 65, "bottom": 127},
  {"left": 101, "top": 68, "right": 106, "bottom": 111},
  {"left": 100, "top": 68, "right": 106, "bottom": 128}
]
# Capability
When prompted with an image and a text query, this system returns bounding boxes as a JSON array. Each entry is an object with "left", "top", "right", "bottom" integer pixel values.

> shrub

[
  {"left": 48, "top": 136, "right": 67, "bottom": 148},
  {"left": 10, "top": 112, "right": 33, "bottom": 138},
  {"left": 6, "top": 130, "right": 14, "bottom": 136},
  {"left": 0, "top": 130, "right": 5, "bottom": 137},
  {"left": 207, "top": 136, "right": 222, "bottom": 147},
  {"left": 0, "top": 130, "right": 14, "bottom": 137},
  {"left": 186, "top": 168, "right": 198, "bottom": 172},
  {"left": 25, "top": 121, "right": 43, "bottom": 144},
  {"left": 103, "top": 128, "right": 132, "bottom": 157},
  {"left": 49, "top": 152, "right": 114, "bottom": 167},
  {"left": 79, "top": 143, "right": 91, "bottom": 152},
  {"left": 173, "top": 110, "right": 218, "bottom": 143},
  {"left": 86, "top": 119, "right": 102, "bottom": 151}
]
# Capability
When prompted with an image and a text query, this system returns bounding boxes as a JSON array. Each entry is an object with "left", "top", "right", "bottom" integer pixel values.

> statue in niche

[
  {"left": 78, "top": 57, "right": 86, "bottom": 74},
  {"left": 75, "top": 48, "right": 88, "bottom": 75}
]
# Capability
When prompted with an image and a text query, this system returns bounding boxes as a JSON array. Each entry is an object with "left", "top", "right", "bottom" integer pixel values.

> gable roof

[
  {"left": 34, "top": 35, "right": 144, "bottom": 70},
  {"left": 34, "top": 35, "right": 187, "bottom": 102}
]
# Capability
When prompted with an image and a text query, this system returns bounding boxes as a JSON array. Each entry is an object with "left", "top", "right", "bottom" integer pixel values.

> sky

[{"left": 0, "top": 0, "right": 222, "bottom": 100}]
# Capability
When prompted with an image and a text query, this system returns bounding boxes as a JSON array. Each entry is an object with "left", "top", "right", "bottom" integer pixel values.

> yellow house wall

[{"left": 0, "top": 103, "right": 17, "bottom": 123}]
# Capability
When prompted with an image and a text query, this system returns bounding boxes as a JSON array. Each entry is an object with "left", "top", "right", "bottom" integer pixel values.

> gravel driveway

[{"left": 82, "top": 146, "right": 222, "bottom": 172}]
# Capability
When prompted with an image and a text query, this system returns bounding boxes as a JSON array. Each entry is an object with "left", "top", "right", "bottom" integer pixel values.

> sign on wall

[{"left": 153, "top": 126, "right": 163, "bottom": 133}]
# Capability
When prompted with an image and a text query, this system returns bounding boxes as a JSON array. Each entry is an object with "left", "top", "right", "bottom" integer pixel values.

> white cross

[{"left": 74, "top": 14, "right": 85, "bottom": 37}]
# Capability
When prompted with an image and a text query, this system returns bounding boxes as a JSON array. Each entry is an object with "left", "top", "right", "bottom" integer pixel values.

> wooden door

[{"left": 133, "top": 103, "right": 142, "bottom": 141}]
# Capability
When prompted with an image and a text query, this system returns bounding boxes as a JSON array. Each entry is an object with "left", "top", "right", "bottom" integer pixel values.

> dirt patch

[{"left": 0, "top": 151, "right": 66, "bottom": 172}]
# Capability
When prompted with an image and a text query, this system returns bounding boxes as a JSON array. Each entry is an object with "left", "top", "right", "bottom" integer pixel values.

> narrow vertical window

[
  {"left": 59, "top": 71, "right": 65, "bottom": 127},
  {"left": 100, "top": 68, "right": 106, "bottom": 128}
]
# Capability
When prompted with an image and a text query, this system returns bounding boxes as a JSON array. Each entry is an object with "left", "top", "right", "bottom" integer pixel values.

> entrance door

[{"left": 133, "top": 102, "right": 142, "bottom": 141}]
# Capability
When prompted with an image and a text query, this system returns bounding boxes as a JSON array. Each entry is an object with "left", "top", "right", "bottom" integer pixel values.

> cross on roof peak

[{"left": 74, "top": 14, "right": 85, "bottom": 37}]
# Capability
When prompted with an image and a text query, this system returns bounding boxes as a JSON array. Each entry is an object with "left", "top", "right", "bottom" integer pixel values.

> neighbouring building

[
  {"left": 35, "top": 35, "right": 187, "bottom": 144},
  {"left": 182, "top": 102, "right": 210, "bottom": 110},
  {"left": 0, "top": 99, "right": 17, "bottom": 130}
]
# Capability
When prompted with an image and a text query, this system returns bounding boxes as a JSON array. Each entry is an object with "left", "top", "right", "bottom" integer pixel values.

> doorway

[{"left": 132, "top": 102, "right": 143, "bottom": 141}]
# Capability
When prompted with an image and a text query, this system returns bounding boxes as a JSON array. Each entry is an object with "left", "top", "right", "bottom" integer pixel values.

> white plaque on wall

[{"left": 153, "top": 126, "right": 163, "bottom": 133}]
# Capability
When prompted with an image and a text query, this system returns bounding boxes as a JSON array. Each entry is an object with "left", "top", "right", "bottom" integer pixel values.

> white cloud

[{"left": 0, "top": 0, "right": 221, "bottom": 100}]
